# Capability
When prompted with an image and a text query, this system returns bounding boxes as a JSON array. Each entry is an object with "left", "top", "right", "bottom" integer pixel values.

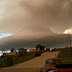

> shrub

[{"left": 35, "top": 52, "right": 41, "bottom": 56}]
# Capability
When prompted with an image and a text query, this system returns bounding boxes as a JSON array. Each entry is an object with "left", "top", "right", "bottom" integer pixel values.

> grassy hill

[{"left": 57, "top": 47, "right": 72, "bottom": 64}]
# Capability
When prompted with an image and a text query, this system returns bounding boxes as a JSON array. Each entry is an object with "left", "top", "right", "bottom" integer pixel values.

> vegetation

[
  {"left": 11, "top": 48, "right": 14, "bottom": 52},
  {"left": 58, "top": 48, "right": 72, "bottom": 59},
  {"left": 57, "top": 47, "right": 72, "bottom": 64},
  {"left": 36, "top": 44, "right": 45, "bottom": 50},
  {"left": 18, "top": 48, "right": 27, "bottom": 56},
  {"left": 0, "top": 45, "right": 45, "bottom": 67},
  {"left": 0, "top": 51, "right": 43, "bottom": 67},
  {"left": 63, "top": 61, "right": 72, "bottom": 64},
  {"left": 35, "top": 52, "right": 41, "bottom": 56},
  {"left": 35, "top": 51, "right": 43, "bottom": 56}
]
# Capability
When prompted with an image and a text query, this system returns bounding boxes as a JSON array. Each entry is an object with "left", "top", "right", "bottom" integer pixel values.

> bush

[
  {"left": 35, "top": 52, "right": 41, "bottom": 56},
  {"left": 0, "top": 56, "right": 13, "bottom": 67}
]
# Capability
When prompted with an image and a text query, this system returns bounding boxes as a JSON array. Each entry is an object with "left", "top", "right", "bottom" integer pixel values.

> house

[
  {"left": 29, "top": 48, "right": 37, "bottom": 52},
  {"left": 3, "top": 52, "right": 19, "bottom": 56}
]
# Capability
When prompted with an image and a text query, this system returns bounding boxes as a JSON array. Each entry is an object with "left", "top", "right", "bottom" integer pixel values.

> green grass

[
  {"left": 57, "top": 47, "right": 72, "bottom": 64},
  {"left": 58, "top": 48, "right": 72, "bottom": 59},
  {"left": 63, "top": 61, "right": 72, "bottom": 64}
]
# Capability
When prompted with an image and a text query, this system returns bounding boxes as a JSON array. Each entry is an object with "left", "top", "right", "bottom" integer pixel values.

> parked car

[{"left": 41, "top": 58, "right": 62, "bottom": 72}]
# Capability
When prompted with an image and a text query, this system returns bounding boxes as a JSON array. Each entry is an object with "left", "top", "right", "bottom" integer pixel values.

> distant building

[
  {"left": 29, "top": 48, "right": 36, "bottom": 52},
  {"left": 3, "top": 52, "right": 19, "bottom": 56}
]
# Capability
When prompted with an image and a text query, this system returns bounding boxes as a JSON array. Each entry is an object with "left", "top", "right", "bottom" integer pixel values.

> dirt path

[{"left": 0, "top": 51, "right": 60, "bottom": 72}]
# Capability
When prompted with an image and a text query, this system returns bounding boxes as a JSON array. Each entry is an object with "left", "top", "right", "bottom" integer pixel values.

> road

[{"left": 0, "top": 51, "right": 60, "bottom": 72}]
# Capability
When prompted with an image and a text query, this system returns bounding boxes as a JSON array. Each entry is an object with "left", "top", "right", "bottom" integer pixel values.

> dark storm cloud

[
  {"left": 0, "top": 0, "right": 72, "bottom": 34},
  {"left": 18, "top": 0, "right": 72, "bottom": 33},
  {"left": 0, "top": 0, "right": 72, "bottom": 49},
  {"left": 0, "top": 34, "right": 71, "bottom": 49}
]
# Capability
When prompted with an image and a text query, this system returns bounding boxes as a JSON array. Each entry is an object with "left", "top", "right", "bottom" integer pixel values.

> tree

[
  {"left": 36, "top": 44, "right": 41, "bottom": 50},
  {"left": 42, "top": 46, "right": 45, "bottom": 50},
  {"left": 36, "top": 44, "right": 45, "bottom": 50},
  {"left": 18, "top": 48, "right": 27, "bottom": 56},
  {"left": 11, "top": 48, "right": 14, "bottom": 52}
]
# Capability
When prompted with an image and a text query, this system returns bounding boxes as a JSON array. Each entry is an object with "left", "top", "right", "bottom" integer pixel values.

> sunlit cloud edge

[{"left": 0, "top": 33, "right": 13, "bottom": 39}]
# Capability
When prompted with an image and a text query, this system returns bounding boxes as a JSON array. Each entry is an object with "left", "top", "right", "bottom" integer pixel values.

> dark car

[{"left": 41, "top": 58, "right": 62, "bottom": 72}]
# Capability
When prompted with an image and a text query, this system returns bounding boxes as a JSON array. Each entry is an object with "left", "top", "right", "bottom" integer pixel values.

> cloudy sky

[{"left": 0, "top": 0, "right": 72, "bottom": 49}]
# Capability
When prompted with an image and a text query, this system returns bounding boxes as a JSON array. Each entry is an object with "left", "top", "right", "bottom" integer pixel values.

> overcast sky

[{"left": 0, "top": 0, "right": 72, "bottom": 49}]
